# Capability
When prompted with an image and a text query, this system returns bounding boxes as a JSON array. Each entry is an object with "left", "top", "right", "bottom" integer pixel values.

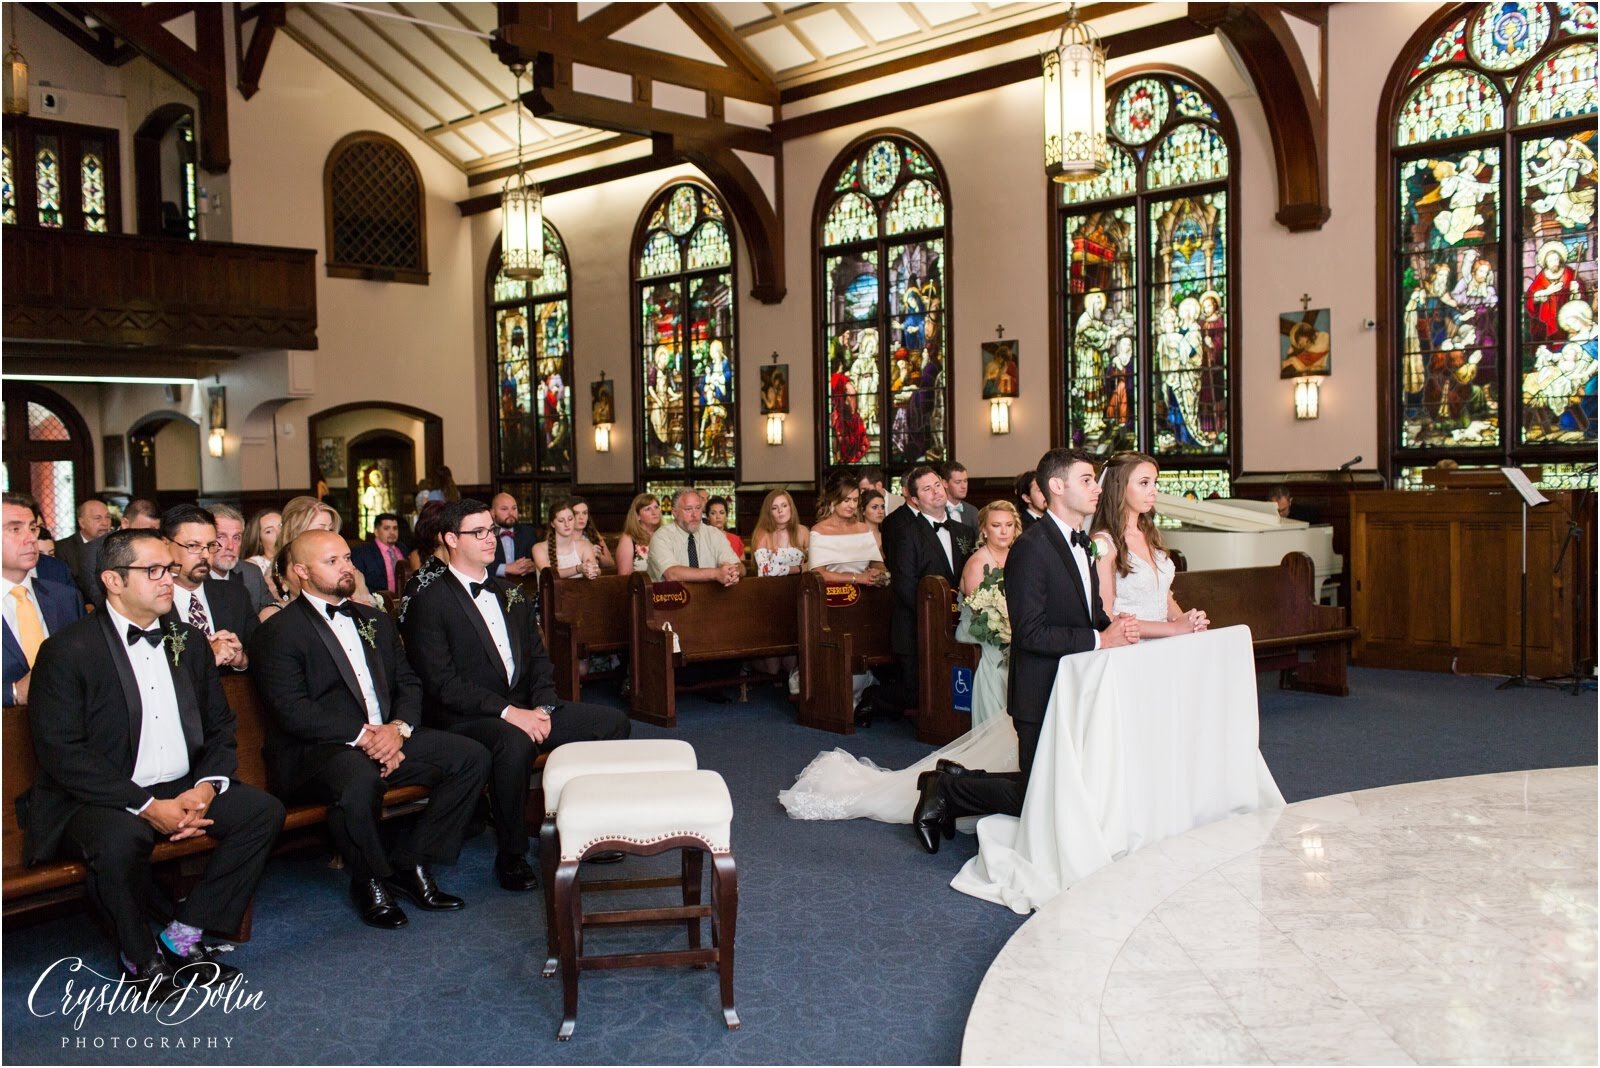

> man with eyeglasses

[
  {"left": 80, "top": 498, "right": 161, "bottom": 609},
  {"left": 20, "top": 528, "right": 285, "bottom": 994},
  {"left": 249, "top": 530, "right": 490, "bottom": 928},
  {"left": 401, "top": 499, "right": 630, "bottom": 892},
  {"left": 158, "top": 505, "right": 256, "bottom": 671},
  {"left": 2, "top": 493, "right": 83, "bottom": 707},
  {"left": 207, "top": 503, "right": 271, "bottom": 614}
]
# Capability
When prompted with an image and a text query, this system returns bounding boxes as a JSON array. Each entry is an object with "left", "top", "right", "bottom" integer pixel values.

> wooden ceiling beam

[
  {"left": 578, "top": 2, "right": 662, "bottom": 39},
  {"left": 455, "top": 141, "right": 678, "bottom": 215},
  {"left": 528, "top": 83, "right": 777, "bottom": 156},
  {"left": 466, "top": 133, "right": 643, "bottom": 187},
  {"left": 233, "top": 1, "right": 284, "bottom": 101},
  {"left": 668, "top": 2, "right": 776, "bottom": 90},
  {"left": 22, "top": 3, "right": 124, "bottom": 64}
]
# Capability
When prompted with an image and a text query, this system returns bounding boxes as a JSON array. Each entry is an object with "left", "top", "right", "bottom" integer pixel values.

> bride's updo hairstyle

[
  {"left": 1091, "top": 451, "right": 1169, "bottom": 578},
  {"left": 815, "top": 471, "right": 860, "bottom": 523}
]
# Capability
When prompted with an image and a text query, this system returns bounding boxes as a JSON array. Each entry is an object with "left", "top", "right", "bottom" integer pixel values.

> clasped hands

[
  {"left": 1178, "top": 607, "right": 1209, "bottom": 632},
  {"left": 356, "top": 722, "right": 407, "bottom": 777},
  {"left": 208, "top": 629, "right": 247, "bottom": 669},
  {"left": 141, "top": 782, "right": 217, "bottom": 842},
  {"left": 713, "top": 561, "right": 741, "bottom": 587},
  {"left": 1100, "top": 612, "right": 1142, "bottom": 648},
  {"left": 504, "top": 706, "right": 553, "bottom": 744}
]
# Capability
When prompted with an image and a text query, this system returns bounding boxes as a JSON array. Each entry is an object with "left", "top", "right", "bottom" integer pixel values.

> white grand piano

[{"left": 1157, "top": 494, "right": 1343, "bottom": 602}]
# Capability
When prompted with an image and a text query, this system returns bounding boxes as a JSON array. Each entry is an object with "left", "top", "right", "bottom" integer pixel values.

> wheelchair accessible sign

[{"left": 950, "top": 666, "right": 973, "bottom": 714}]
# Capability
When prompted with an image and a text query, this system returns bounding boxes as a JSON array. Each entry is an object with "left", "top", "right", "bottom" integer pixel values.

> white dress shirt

[
  {"left": 104, "top": 604, "right": 230, "bottom": 811},
  {"left": 300, "top": 593, "right": 385, "bottom": 740},
  {"left": 1046, "top": 510, "right": 1100, "bottom": 650},
  {"left": 920, "top": 509, "right": 954, "bottom": 573},
  {"left": 171, "top": 583, "right": 215, "bottom": 635},
  {"left": 450, "top": 565, "right": 515, "bottom": 683},
  {"left": 1, "top": 574, "right": 51, "bottom": 644}
]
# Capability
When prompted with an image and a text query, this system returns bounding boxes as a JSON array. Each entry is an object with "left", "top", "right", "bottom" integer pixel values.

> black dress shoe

[
  {"left": 158, "top": 938, "right": 242, "bottom": 985},
  {"left": 936, "top": 759, "right": 970, "bottom": 777},
  {"left": 350, "top": 877, "right": 409, "bottom": 929},
  {"left": 583, "top": 850, "right": 625, "bottom": 865},
  {"left": 913, "top": 770, "right": 955, "bottom": 854},
  {"left": 122, "top": 953, "right": 179, "bottom": 999},
  {"left": 385, "top": 864, "right": 465, "bottom": 911},
  {"left": 495, "top": 854, "right": 539, "bottom": 892}
]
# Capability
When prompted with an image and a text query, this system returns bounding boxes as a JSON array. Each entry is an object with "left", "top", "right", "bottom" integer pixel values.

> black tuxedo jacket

[
  {"left": 401, "top": 568, "right": 558, "bottom": 725},
  {"left": 161, "top": 577, "right": 257, "bottom": 651},
  {"left": 1004, "top": 515, "right": 1111, "bottom": 728},
  {"left": 885, "top": 509, "right": 976, "bottom": 656},
  {"left": 21, "top": 612, "right": 236, "bottom": 865},
  {"left": 53, "top": 532, "right": 94, "bottom": 585},
  {"left": 491, "top": 523, "right": 539, "bottom": 575},
  {"left": 247, "top": 596, "right": 422, "bottom": 788}
]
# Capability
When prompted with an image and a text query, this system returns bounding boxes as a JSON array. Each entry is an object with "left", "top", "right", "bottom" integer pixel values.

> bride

[
  {"left": 779, "top": 501, "right": 1023, "bottom": 823},
  {"left": 779, "top": 457, "right": 1208, "bottom": 824}
]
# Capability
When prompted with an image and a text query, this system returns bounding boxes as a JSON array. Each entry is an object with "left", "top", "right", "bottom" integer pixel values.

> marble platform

[{"left": 962, "top": 767, "right": 1598, "bottom": 1065}]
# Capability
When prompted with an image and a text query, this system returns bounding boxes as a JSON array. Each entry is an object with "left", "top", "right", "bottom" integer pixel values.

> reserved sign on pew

[{"left": 649, "top": 581, "right": 689, "bottom": 610}]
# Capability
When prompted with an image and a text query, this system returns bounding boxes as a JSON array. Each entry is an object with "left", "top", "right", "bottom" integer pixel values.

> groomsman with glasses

[{"left": 159, "top": 504, "right": 257, "bottom": 671}]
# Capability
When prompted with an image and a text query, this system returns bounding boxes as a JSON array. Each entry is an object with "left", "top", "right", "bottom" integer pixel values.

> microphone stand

[
  {"left": 1537, "top": 481, "right": 1595, "bottom": 697},
  {"left": 1497, "top": 485, "right": 1557, "bottom": 692}
]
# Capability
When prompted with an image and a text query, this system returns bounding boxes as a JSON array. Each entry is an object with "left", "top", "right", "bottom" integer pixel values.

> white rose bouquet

[{"left": 962, "top": 567, "right": 1010, "bottom": 660}]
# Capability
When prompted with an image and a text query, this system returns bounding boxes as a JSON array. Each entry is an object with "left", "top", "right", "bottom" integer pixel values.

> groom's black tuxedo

[{"left": 944, "top": 513, "right": 1111, "bottom": 820}]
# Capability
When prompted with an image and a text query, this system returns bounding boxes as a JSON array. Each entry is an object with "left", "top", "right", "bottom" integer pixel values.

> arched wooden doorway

[
  {"left": 133, "top": 103, "right": 198, "bottom": 239},
  {"left": 1, "top": 385, "right": 95, "bottom": 538},
  {"left": 307, "top": 402, "right": 443, "bottom": 529},
  {"left": 128, "top": 411, "right": 201, "bottom": 507},
  {"left": 346, "top": 429, "right": 416, "bottom": 538}
]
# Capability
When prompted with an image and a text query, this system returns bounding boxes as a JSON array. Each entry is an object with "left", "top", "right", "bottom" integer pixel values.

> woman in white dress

[
  {"left": 615, "top": 493, "right": 661, "bottom": 576},
  {"left": 750, "top": 489, "right": 809, "bottom": 577},
  {"left": 531, "top": 498, "right": 601, "bottom": 580},
  {"left": 1089, "top": 452, "right": 1208, "bottom": 635}
]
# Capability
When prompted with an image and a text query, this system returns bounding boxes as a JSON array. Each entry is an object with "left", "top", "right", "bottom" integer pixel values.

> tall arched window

[
  {"left": 632, "top": 181, "right": 739, "bottom": 495},
  {"left": 1, "top": 385, "right": 94, "bottom": 538},
  {"left": 487, "top": 221, "right": 573, "bottom": 520},
  {"left": 1386, "top": 2, "right": 1596, "bottom": 488},
  {"left": 817, "top": 133, "right": 951, "bottom": 474},
  {"left": 1056, "top": 72, "right": 1236, "bottom": 499}
]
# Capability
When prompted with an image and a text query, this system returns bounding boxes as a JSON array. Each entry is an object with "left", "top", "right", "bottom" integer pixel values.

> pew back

[
  {"left": 795, "top": 574, "right": 896, "bottom": 734},
  {"left": 916, "top": 576, "right": 982, "bottom": 746},
  {"left": 540, "top": 570, "right": 632, "bottom": 701}
]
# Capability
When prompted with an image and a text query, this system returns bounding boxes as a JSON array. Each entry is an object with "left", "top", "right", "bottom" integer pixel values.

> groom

[{"left": 912, "top": 447, "right": 1140, "bottom": 853}]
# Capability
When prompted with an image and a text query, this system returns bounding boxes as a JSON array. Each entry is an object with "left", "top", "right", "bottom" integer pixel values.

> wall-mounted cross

[
  {"left": 1300, "top": 293, "right": 1312, "bottom": 312},
  {"left": 995, "top": 323, "right": 1006, "bottom": 339}
]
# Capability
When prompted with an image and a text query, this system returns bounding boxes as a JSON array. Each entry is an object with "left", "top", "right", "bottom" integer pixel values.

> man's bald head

[
  {"left": 291, "top": 529, "right": 357, "bottom": 601},
  {"left": 490, "top": 493, "right": 518, "bottom": 526}
]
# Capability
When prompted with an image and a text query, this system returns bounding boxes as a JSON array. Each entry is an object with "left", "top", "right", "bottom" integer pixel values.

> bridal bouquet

[{"left": 963, "top": 567, "right": 1010, "bottom": 655}]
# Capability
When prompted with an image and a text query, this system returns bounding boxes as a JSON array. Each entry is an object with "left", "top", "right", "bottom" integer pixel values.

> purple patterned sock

[{"left": 159, "top": 920, "right": 203, "bottom": 956}]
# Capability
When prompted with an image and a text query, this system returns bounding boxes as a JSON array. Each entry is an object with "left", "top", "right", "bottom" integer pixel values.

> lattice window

[{"left": 324, "top": 132, "right": 428, "bottom": 284}]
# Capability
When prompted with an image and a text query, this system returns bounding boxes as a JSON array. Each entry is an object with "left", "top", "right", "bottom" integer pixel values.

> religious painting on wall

[
  {"left": 981, "top": 341, "right": 1019, "bottom": 399},
  {"left": 591, "top": 377, "right": 614, "bottom": 427},
  {"left": 317, "top": 437, "right": 345, "bottom": 479},
  {"left": 819, "top": 135, "right": 952, "bottom": 471},
  {"left": 1280, "top": 308, "right": 1332, "bottom": 378},
  {"left": 759, "top": 364, "right": 789, "bottom": 414},
  {"left": 355, "top": 458, "right": 396, "bottom": 539}
]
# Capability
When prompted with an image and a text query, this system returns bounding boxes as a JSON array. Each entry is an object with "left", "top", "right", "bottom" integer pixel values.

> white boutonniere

[
  {"left": 163, "top": 623, "right": 187, "bottom": 667},
  {"left": 356, "top": 617, "right": 378, "bottom": 649},
  {"left": 503, "top": 585, "right": 525, "bottom": 609},
  {"left": 1084, "top": 536, "right": 1102, "bottom": 562}
]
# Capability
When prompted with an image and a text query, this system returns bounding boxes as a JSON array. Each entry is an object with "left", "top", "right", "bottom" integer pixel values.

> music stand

[{"left": 1497, "top": 467, "right": 1556, "bottom": 691}]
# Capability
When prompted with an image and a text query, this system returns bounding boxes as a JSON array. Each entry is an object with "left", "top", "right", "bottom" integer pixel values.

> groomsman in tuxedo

[
  {"left": 488, "top": 493, "right": 537, "bottom": 580},
  {"left": 3, "top": 494, "right": 84, "bottom": 706},
  {"left": 874, "top": 464, "right": 976, "bottom": 724},
  {"left": 913, "top": 448, "right": 1140, "bottom": 852},
  {"left": 1014, "top": 470, "right": 1047, "bottom": 532},
  {"left": 249, "top": 530, "right": 490, "bottom": 928},
  {"left": 402, "top": 498, "right": 630, "bottom": 892},
  {"left": 21, "top": 529, "right": 284, "bottom": 987},
  {"left": 208, "top": 503, "right": 271, "bottom": 613},
  {"left": 159, "top": 505, "right": 256, "bottom": 672}
]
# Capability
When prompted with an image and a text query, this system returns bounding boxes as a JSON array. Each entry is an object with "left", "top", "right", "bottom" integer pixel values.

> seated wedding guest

[
  {"left": 751, "top": 489, "right": 808, "bottom": 576},
  {"left": 913, "top": 449, "right": 1139, "bottom": 852},
  {"left": 3, "top": 494, "right": 83, "bottom": 707},
  {"left": 81, "top": 498, "right": 161, "bottom": 607},
  {"left": 705, "top": 496, "right": 744, "bottom": 559},
  {"left": 861, "top": 489, "right": 887, "bottom": 548},
  {"left": 24, "top": 528, "right": 284, "bottom": 987},
  {"left": 879, "top": 467, "right": 919, "bottom": 548},
  {"left": 160, "top": 504, "right": 256, "bottom": 671},
  {"left": 570, "top": 497, "right": 616, "bottom": 572},
  {"left": 808, "top": 474, "right": 890, "bottom": 724},
  {"left": 277, "top": 496, "right": 376, "bottom": 606},
  {"left": 243, "top": 509, "right": 283, "bottom": 612},
  {"left": 857, "top": 467, "right": 901, "bottom": 514},
  {"left": 208, "top": 503, "right": 271, "bottom": 614},
  {"left": 1091, "top": 452, "right": 1209, "bottom": 637},
  {"left": 54, "top": 495, "right": 112, "bottom": 592},
  {"left": 531, "top": 498, "right": 600, "bottom": 580},
  {"left": 647, "top": 488, "right": 743, "bottom": 585},
  {"left": 401, "top": 499, "right": 629, "bottom": 892},
  {"left": 615, "top": 493, "right": 662, "bottom": 577},
  {"left": 249, "top": 530, "right": 490, "bottom": 928},
  {"left": 405, "top": 500, "right": 449, "bottom": 578},
  {"left": 353, "top": 512, "right": 407, "bottom": 595},
  {"left": 943, "top": 462, "right": 980, "bottom": 527},
  {"left": 14, "top": 496, "right": 75, "bottom": 591},
  {"left": 35, "top": 526, "right": 55, "bottom": 557},
  {"left": 489, "top": 493, "right": 537, "bottom": 580},
  {"left": 1015, "top": 470, "right": 1047, "bottom": 531}
]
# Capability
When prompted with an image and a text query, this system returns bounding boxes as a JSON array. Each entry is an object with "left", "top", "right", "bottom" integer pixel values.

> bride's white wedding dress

[{"left": 778, "top": 538, "right": 1177, "bottom": 824}]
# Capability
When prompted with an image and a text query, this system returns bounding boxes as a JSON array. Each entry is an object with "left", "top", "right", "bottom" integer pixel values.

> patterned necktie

[
  {"left": 187, "top": 592, "right": 212, "bottom": 635},
  {"left": 9, "top": 586, "right": 45, "bottom": 666},
  {"left": 686, "top": 532, "right": 699, "bottom": 568}
]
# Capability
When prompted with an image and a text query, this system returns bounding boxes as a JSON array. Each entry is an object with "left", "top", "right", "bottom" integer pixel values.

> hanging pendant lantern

[
  {"left": 500, "top": 64, "right": 543, "bottom": 281},
  {"left": 1041, "top": 4, "right": 1107, "bottom": 183},
  {"left": 4, "top": 37, "right": 29, "bottom": 116}
]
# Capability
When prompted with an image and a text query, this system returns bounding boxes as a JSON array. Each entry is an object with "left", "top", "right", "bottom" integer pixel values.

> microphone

[{"left": 1338, "top": 455, "right": 1362, "bottom": 472}]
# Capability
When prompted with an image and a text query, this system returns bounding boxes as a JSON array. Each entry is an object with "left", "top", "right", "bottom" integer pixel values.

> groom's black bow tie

[
  {"left": 325, "top": 600, "right": 361, "bottom": 621},
  {"left": 126, "top": 624, "right": 162, "bottom": 648},
  {"left": 1069, "top": 530, "right": 1091, "bottom": 550},
  {"left": 469, "top": 581, "right": 489, "bottom": 599}
]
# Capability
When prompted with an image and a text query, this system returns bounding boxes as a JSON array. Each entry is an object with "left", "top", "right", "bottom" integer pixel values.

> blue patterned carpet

[{"left": 3, "top": 667, "right": 1592, "bottom": 1065}]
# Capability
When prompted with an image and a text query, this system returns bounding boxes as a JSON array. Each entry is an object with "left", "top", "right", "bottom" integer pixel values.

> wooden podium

[{"left": 1349, "top": 488, "right": 1593, "bottom": 678}]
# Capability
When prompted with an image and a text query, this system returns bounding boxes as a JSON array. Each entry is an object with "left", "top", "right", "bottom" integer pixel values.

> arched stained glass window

[
  {"left": 3, "top": 118, "right": 120, "bottom": 232},
  {"left": 1388, "top": 2, "right": 1596, "bottom": 484},
  {"left": 817, "top": 134, "right": 951, "bottom": 471},
  {"left": 35, "top": 136, "right": 61, "bottom": 229},
  {"left": 1057, "top": 71, "right": 1235, "bottom": 491},
  {"left": 81, "top": 142, "right": 107, "bottom": 233},
  {"left": 632, "top": 181, "right": 739, "bottom": 482},
  {"left": 486, "top": 221, "right": 573, "bottom": 519},
  {"left": 2, "top": 136, "right": 15, "bottom": 226}
]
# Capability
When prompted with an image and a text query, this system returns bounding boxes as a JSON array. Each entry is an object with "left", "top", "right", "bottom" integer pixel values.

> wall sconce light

[
  {"left": 1294, "top": 377, "right": 1320, "bottom": 420},
  {"left": 989, "top": 398, "right": 1013, "bottom": 435},
  {"left": 208, "top": 428, "right": 226, "bottom": 458},
  {"left": 590, "top": 372, "right": 614, "bottom": 453},
  {"left": 984, "top": 331, "right": 1019, "bottom": 434},
  {"left": 206, "top": 384, "right": 226, "bottom": 456},
  {"left": 760, "top": 351, "right": 789, "bottom": 447}
]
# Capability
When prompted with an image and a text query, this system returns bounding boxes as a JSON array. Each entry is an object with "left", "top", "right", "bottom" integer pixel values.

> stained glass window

[
  {"left": 2, "top": 135, "right": 14, "bottom": 227},
  {"left": 1390, "top": 2, "right": 1597, "bottom": 478},
  {"left": 488, "top": 221, "right": 574, "bottom": 515},
  {"left": 35, "top": 136, "right": 61, "bottom": 229},
  {"left": 81, "top": 144, "right": 107, "bottom": 233},
  {"left": 633, "top": 182, "right": 738, "bottom": 480},
  {"left": 1059, "top": 72, "right": 1234, "bottom": 480},
  {"left": 818, "top": 135, "right": 951, "bottom": 470}
]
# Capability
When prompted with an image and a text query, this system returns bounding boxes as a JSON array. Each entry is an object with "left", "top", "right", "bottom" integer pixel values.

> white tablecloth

[{"left": 952, "top": 625, "right": 1284, "bottom": 913}]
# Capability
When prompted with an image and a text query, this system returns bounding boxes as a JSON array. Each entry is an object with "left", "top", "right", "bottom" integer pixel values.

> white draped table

[{"left": 952, "top": 625, "right": 1284, "bottom": 913}]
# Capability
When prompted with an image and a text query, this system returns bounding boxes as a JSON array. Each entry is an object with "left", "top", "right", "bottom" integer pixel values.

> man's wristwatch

[{"left": 391, "top": 721, "right": 414, "bottom": 740}]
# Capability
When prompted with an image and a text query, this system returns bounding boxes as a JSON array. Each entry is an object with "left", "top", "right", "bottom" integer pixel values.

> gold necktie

[{"left": 10, "top": 585, "right": 45, "bottom": 667}]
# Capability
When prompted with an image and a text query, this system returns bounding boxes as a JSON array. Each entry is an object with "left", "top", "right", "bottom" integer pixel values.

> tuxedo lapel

[
  {"left": 168, "top": 647, "right": 203, "bottom": 754},
  {"left": 95, "top": 612, "right": 145, "bottom": 756},
  {"left": 355, "top": 611, "right": 391, "bottom": 721},
  {"left": 296, "top": 597, "right": 367, "bottom": 713},
  {"left": 498, "top": 583, "right": 526, "bottom": 691},
  {"left": 912, "top": 513, "right": 956, "bottom": 582},
  {"left": 445, "top": 575, "right": 505, "bottom": 672},
  {"left": 1041, "top": 517, "right": 1091, "bottom": 618}
]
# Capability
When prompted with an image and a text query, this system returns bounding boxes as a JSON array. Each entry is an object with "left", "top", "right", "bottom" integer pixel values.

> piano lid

[{"left": 1155, "top": 493, "right": 1311, "bottom": 533}]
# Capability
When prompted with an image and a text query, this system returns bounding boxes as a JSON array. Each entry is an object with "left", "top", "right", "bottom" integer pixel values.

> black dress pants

[
  {"left": 447, "top": 701, "right": 631, "bottom": 858},
  {"left": 281, "top": 729, "right": 490, "bottom": 883},
  {"left": 64, "top": 778, "right": 285, "bottom": 963},
  {"left": 940, "top": 718, "right": 1043, "bottom": 820}
]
